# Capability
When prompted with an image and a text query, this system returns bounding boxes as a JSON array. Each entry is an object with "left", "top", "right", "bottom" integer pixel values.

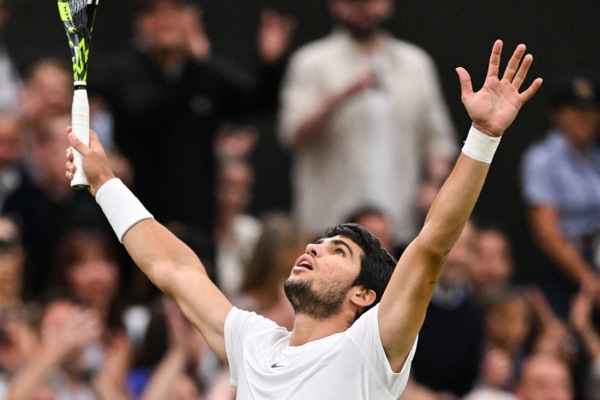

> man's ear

[{"left": 350, "top": 287, "right": 376, "bottom": 309}]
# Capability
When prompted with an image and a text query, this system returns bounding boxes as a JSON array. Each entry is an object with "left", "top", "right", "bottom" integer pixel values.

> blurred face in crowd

[
  {"left": 516, "top": 356, "right": 573, "bottom": 400},
  {"left": 328, "top": 0, "right": 393, "bottom": 40},
  {"left": 470, "top": 229, "right": 513, "bottom": 291},
  {"left": 438, "top": 221, "right": 477, "bottom": 288},
  {"left": 136, "top": 0, "right": 190, "bottom": 54},
  {"left": 552, "top": 104, "right": 600, "bottom": 151},
  {"left": 0, "top": 114, "right": 21, "bottom": 170},
  {"left": 485, "top": 296, "right": 531, "bottom": 354},
  {"left": 217, "top": 161, "right": 254, "bottom": 217},
  {"left": 352, "top": 212, "right": 394, "bottom": 256},
  {"left": 21, "top": 62, "right": 72, "bottom": 122},
  {"left": 65, "top": 241, "right": 119, "bottom": 313},
  {"left": 30, "top": 115, "right": 72, "bottom": 189}
]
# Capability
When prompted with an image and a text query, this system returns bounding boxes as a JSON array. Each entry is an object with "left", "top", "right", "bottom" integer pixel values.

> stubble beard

[{"left": 283, "top": 278, "right": 351, "bottom": 320}]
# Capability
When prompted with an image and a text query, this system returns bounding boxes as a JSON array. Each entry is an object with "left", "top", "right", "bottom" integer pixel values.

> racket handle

[{"left": 71, "top": 83, "right": 90, "bottom": 189}]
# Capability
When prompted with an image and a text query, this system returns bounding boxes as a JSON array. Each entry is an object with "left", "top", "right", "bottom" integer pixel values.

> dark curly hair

[{"left": 325, "top": 223, "right": 397, "bottom": 316}]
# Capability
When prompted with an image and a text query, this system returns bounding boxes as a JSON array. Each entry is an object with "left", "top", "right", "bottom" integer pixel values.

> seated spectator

[
  {"left": 569, "top": 287, "right": 600, "bottom": 400},
  {"left": 237, "top": 213, "right": 309, "bottom": 330},
  {"left": 52, "top": 229, "right": 133, "bottom": 392},
  {"left": 7, "top": 293, "right": 128, "bottom": 399},
  {"left": 3, "top": 114, "right": 110, "bottom": 299},
  {"left": 141, "top": 297, "right": 202, "bottom": 400},
  {"left": 469, "top": 226, "right": 514, "bottom": 296},
  {"left": 514, "top": 354, "right": 573, "bottom": 400},
  {"left": 18, "top": 59, "right": 72, "bottom": 142},
  {"left": 345, "top": 206, "right": 401, "bottom": 258},
  {"left": 131, "top": 297, "right": 220, "bottom": 397},
  {"left": 478, "top": 286, "right": 532, "bottom": 392},
  {"left": 215, "top": 159, "right": 261, "bottom": 299}
]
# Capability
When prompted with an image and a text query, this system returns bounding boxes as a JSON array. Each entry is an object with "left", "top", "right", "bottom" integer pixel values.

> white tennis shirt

[{"left": 225, "top": 304, "right": 417, "bottom": 399}]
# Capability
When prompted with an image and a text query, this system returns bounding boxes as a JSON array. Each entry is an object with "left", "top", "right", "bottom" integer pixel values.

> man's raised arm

[
  {"left": 377, "top": 40, "right": 543, "bottom": 372},
  {"left": 65, "top": 132, "right": 233, "bottom": 362}
]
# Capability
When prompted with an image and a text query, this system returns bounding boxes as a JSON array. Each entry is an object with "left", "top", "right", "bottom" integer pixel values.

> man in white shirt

[
  {"left": 279, "top": 0, "right": 458, "bottom": 245},
  {"left": 65, "top": 41, "right": 542, "bottom": 399}
]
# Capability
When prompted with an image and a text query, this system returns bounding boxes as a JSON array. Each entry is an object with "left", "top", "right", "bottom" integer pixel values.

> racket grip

[{"left": 71, "top": 85, "right": 90, "bottom": 189}]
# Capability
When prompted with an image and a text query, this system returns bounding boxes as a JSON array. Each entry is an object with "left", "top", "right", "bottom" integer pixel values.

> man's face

[
  {"left": 136, "top": 0, "right": 189, "bottom": 52},
  {"left": 517, "top": 357, "right": 573, "bottom": 400},
  {"left": 284, "top": 235, "right": 364, "bottom": 319},
  {"left": 328, "top": 0, "right": 393, "bottom": 39},
  {"left": 552, "top": 104, "right": 600, "bottom": 149}
]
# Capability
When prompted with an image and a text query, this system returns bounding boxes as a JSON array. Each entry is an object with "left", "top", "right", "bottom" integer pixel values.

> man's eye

[{"left": 335, "top": 248, "right": 345, "bottom": 256}]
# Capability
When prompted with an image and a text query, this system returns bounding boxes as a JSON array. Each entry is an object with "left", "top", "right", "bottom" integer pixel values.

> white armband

[
  {"left": 95, "top": 178, "right": 154, "bottom": 243},
  {"left": 461, "top": 126, "right": 501, "bottom": 164}
]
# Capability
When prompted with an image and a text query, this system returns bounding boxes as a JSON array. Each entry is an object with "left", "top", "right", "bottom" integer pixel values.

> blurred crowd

[{"left": 0, "top": 0, "right": 599, "bottom": 399}]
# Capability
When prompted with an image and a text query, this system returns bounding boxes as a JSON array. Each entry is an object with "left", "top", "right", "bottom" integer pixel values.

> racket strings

[{"left": 68, "top": 0, "right": 88, "bottom": 31}]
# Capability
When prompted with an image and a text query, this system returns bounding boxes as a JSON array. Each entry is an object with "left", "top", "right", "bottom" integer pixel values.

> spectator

[
  {"left": 215, "top": 159, "right": 261, "bottom": 298},
  {"left": 411, "top": 221, "right": 485, "bottom": 397},
  {"left": 3, "top": 114, "right": 110, "bottom": 299},
  {"left": 94, "top": 0, "right": 294, "bottom": 244},
  {"left": 18, "top": 59, "right": 72, "bottom": 143},
  {"left": 7, "top": 293, "right": 128, "bottom": 400},
  {"left": 521, "top": 74, "right": 600, "bottom": 321},
  {"left": 346, "top": 206, "right": 400, "bottom": 258},
  {"left": 141, "top": 297, "right": 202, "bottom": 400},
  {"left": 0, "top": 0, "right": 21, "bottom": 113},
  {"left": 478, "top": 286, "right": 532, "bottom": 392},
  {"left": 131, "top": 297, "right": 220, "bottom": 398},
  {"left": 569, "top": 287, "right": 600, "bottom": 400},
  {"left": 514, "top": 354, "right": 573, "bottom": 400},
  {"left": 469, "top": 226, "right": 514, "bottom": 296},
  {"left": 279, "top": 0, "right": 457, "bottom": 247},
  {"left": 53, "top": 230, "right": 133, "bottom": 395}
]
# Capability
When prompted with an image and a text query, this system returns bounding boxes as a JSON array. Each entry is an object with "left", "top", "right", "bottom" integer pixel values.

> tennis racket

[{"left": 58, "top": 0, "right": 100, "bottom": 189}]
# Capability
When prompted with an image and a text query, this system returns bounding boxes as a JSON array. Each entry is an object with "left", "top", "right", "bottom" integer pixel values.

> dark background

[{"left": 4, "top": 0, "right": 600, "bottom": 280}]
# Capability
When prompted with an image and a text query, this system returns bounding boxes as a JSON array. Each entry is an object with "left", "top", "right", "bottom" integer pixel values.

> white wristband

[
  {"left": 95, "top": 178, "right": 154, "bottom": 243},
  {"left": 461, "top": 126, "right": 501, "bottom": 164}
]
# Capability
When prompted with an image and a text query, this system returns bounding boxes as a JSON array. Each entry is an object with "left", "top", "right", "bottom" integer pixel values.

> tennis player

[{"left": 65, "top": 40, "right": 541, "bottom": 399}]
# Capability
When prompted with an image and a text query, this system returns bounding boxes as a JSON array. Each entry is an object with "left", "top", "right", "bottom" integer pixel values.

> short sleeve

[
  {"left": 521, "top": 146, "right": 556, "bottom": 206},
  {"left": 347, "top": 305, "right": 418, "bottom": 396},
  {"left": 224, "top": 307, "right": 280, "bottom": 386}
]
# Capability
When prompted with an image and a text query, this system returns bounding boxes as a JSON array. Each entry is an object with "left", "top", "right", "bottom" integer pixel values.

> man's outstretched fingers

[
  {"left": 519, "top": 77, "right": 543, "bottom": 104},
  {"left": 501, "top": 44, "right": 526, "bottom": 84},
  {"left": 512, "top": 54, "right": 533, "bottom": 90},
  {"left": 456, "top": 67, "right": 474, "bottom": 101},
  {"left": 486, "top": 40, "right": 503, "bottom": 78}
]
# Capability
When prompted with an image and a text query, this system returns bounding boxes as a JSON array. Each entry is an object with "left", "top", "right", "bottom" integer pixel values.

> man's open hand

[{"left": 456, "top": 40, "right": 543, "bottom": 137}]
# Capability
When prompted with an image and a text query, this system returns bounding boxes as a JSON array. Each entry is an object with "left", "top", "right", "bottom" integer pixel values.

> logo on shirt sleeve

[{"left": 270, "top": 363, "right": 285, "bottom": 368}]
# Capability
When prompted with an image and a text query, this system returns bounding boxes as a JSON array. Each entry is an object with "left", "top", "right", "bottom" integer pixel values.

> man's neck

[
  {"left": 345, "top": 29, "right": 384, "bottom": 55},
  {"left": 288, "top": 310, "right": 355, "bottom": 346}
]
